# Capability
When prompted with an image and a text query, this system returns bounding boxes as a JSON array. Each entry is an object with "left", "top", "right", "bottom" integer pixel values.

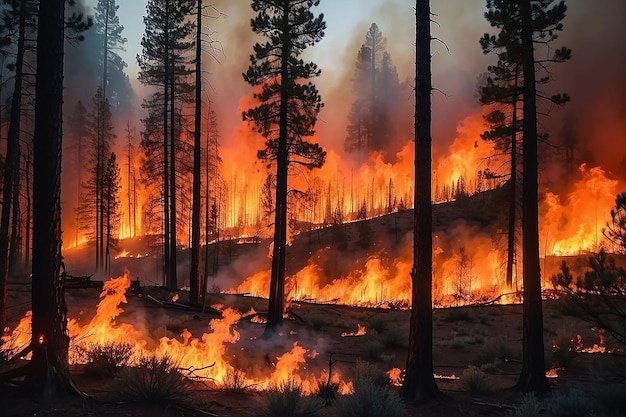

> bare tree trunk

[
  {"left": 506, "top": 67, "right": 520, "bottom": 288},
  {"left": 0, "top": 1, "right": 27, "bottom": 329},
  {"left": 190, "top": 0, "right": 202, "bottom": 305},
  {"left": 517, "top": 0, "right": 549, "bottom": 395},
  {"left": 27, "top": 0, "right": 77, "bottom": 397},
  {"left": 401, "top": 0, "right": 441, "bottom": 402},
  {"left": 264, "top": 3, "right": 290, "bottom": 335},
  {"left": 162, "top": 1, "right": 171, "bottom": 287}
]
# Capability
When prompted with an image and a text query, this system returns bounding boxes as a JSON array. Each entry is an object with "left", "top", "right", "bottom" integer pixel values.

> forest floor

[
  {"left": 2, "top": 279, "right": 625, "bottom": 416},
  {"left": 2, "top": 189, "right": 626, "bottom": 415}
]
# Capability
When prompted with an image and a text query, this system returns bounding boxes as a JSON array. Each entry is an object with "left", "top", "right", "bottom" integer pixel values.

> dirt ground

[{"left": 2, "top": 279, "right": 625, "bottom": 417}]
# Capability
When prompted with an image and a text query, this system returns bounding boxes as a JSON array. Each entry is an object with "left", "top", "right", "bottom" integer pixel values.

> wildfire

[
  {"left": 541, "top": 164, "right": 619, "bottom": 256},
  {"left": 2, "top": 272, "right": 355, "bottom": 395},
  {"left": 341, "top": 323, "right": 366, "bottom": 337}
]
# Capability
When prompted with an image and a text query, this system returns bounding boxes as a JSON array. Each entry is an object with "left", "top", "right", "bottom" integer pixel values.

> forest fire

[
  {"left": 2, "top": 273, "right": 355, "bottom": 394},
  {"left": 541, "top": 165, "right": 619, "bottom": 256}
]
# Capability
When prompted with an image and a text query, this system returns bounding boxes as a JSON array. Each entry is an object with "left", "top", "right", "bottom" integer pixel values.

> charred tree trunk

[
  {"left": 162, "top": 1, "right": 171, "bottom": 288},
  {"left": 168, "top": 59, "right": 178, "bottom": 290},
  {"left": 264, "top": 7, "right": 291, "bottom": 335},
  {"left": 506, "top": 68, "right": 520, "bottom": 288},
  {"left": 27, "top": 0, "right": 77, "bottom": 396},
  {"left": 0, "top": 0, "right": 27, "bottom": 329},
  {"left": 518, "top": 0, "right": 549, "bottom": 395},
  {"left": 190, "top": 0, "right": 202, "bottom": 305},
  {"left": 401, "top": 0, "right": 441, "bottom": 402}
]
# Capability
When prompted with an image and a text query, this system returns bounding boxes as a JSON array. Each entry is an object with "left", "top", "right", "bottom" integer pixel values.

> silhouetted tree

[
  {"left": 76, "top": 86, "right": 115, "bottom": 272},
  {"left": 480, "top": 0, "right": 570, "bottom": 289},
  {"left": 243, "top": 0, "right": 326, "bottom": 334},
  {"left": 345, "top": 23, "right": 406, "bottom": 158},
  {"left": 604, "top": 192, "right": 626, "bottom": 254},
  {"left": 138, "top": 0, "right": 195, "bottom": 289},
  {"left": 518, "top": 0, "right": 570, "bottom": 395},
  {"left": 27, "top": 0, "right": 78, "bottom": 397},
  {"left": 401, "top": 0, "right": 441, "bottom": 402}
]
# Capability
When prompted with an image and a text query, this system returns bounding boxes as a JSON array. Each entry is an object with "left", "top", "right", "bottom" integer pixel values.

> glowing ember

[
  {"left": 387, "top": 367, "right": 403, "bottom": 386},
  {"left": 341, "top": 323, "right": 366, "bottom": 337},
  {"left": 546, "top": 367, "right": 562, "bottom": 378}
]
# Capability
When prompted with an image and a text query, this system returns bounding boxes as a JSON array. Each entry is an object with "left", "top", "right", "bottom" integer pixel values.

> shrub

[
  {"left": 550, "top": 324, "right": 579, "bottom": 368},
  {"left": 544, "top": 389, "right": 597, "bottom": 417},
  {"left": 460, "top": 365, "right": 490, "bottom": 393},
  {"left": 75, "top": 342, "right": 133, "bottom": 378},
  {"left": 258, "top": 380, "right": 322, "bottom": 417},
  {"left": 110, "top": 354, "right": 192, "bottom": 403},
  {"left": 335, "top": 378, "right": 403, "bottom": 417},
  {"left": 381, "top": 328, "right": 408, "bottom": 348},
  {"left": 506, "top": 393, "right": 544, "bottom": 417},
  {"left": 365, "top": 338, "right": 385, "bottom": 361},
  {"left": 315, "top": 378, "right": 340, "bottom": 406},
  {"left": 474, "top": 335, "right": 511, "bottom": 366},
  {"left": 368, "top": 315, "right": 389, "bottom": 334},
  {"left": 354, "top": 360, "right": 389, "bottom": 388},
  {"left": 223, "top": 368, "right": 249, "bottom": 392},
  {"left": 443, "top": 308, "right": 474, "bottom": 323}
]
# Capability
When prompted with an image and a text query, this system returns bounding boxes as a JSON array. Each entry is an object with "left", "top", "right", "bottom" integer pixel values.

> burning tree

[{"left": 242, "top": 0, "right": 326, "bottom": 333}]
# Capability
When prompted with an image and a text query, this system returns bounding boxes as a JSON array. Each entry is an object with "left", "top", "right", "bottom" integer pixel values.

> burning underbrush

[{"left": 2, "top": 272, "right": 355, "bottom": 396}]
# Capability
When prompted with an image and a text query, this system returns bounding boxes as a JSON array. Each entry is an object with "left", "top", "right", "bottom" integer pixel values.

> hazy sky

[{"left": 106, "top": 0, "right": 625, "bottom": 177}]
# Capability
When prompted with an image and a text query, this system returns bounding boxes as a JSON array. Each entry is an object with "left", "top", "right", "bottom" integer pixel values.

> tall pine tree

[
  {"left": 138, "top": 0, "right": 195, "bottom": 289},
  {"left": 243, "top": 0, "right": 326, "bottom": 334}
]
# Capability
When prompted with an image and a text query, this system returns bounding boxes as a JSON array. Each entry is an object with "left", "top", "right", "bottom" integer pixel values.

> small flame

[
  {"left": 546, "top": 367, "right": 562, "bottom": 378},
  {"left": 341, "top": 323, "right": 366, "bottom": 337},
  {"left": 387, "top": 367, "right": 403, "bottom": 386}
]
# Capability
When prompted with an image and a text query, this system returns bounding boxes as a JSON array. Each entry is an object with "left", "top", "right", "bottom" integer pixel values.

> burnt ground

[{"left": 1, "top": 279, "right": 625, "bottom": 416}]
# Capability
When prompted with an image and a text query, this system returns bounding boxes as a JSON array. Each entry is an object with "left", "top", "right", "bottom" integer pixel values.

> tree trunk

[
  {"left": 27, "top": 0, "right": 76, "bottom": 397},
  {"left": 506, "top": 67, "right": 520, "bottom": 288},
  {"left": 517, "top": 0, "right": 549, "bottom": 395},
  {"left": 401, "top": 0, "right": 441, "bottom": 402},
  {"left": 264, "top": 3, "right": 290, "bottom": 335},
  {"left": 190, "top": 0, "right": 202, "bottom": 305},
  {"left": 168, "top": 57, "right": 178, "bottom": 290},
  {"left": 163, "top": 0, "right": 171, "bottom": 288},
  {"left": 0, "top": 0, "right": 27, "bottom": 330}
]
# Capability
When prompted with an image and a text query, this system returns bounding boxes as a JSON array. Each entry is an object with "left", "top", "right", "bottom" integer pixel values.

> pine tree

[
  {"left": 243, "top": 0, "right": 326, "bottom": 334},
  {"left": 138, "top": 0, "right": 195, "bottom": 289},
  {"left": 344, "top": 23, "right": 406, "bottom": 158},
  {"left": 76, "top": 87, "right": 115, "bottom": 273},
  {"left": 479, "top": 0, "right": 570, "bottom": 289},
  {"left": 518, "top": 0, "right": 570, "bottom": 394},
  {"left": 94, "top": 0, "right": 128, "bottom": 105},
  {"left": 401, "top": 0, "right": 441, "bottom": 402}
]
